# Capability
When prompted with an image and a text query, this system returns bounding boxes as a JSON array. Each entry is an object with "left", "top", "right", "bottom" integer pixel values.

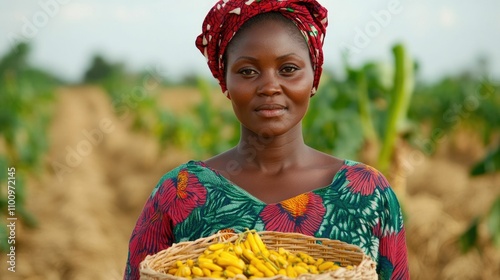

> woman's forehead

[{"left": 226, "top": 14, "right": 309, "bottom": 55}]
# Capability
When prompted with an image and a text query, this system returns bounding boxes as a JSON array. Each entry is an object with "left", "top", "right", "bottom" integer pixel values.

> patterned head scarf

[{"left": 196, "top": 0, "right": 328, "bottom": 97}]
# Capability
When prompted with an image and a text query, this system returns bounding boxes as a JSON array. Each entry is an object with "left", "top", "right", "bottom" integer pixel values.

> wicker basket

[{"left": 140, "top": 231, "right": 378, "bottom": 280}]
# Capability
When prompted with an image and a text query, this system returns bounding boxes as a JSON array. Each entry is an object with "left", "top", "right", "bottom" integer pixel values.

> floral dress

[{"left": 124, "top": 160, "right": 409, "bottom": 280}]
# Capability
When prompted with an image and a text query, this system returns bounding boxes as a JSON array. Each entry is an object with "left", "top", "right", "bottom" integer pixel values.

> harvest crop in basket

[{"left": 166, "top": 230, "right": 353, "bottom": 279}]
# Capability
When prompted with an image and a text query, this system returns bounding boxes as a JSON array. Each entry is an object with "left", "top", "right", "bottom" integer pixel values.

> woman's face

[{"left": 225, "top": 18, "right": 315, "bottom": 138}]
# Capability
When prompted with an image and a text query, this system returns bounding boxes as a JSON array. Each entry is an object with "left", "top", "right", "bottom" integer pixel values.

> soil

[{"left": 1, "top": 86, "right": 499, "bottom": 279}]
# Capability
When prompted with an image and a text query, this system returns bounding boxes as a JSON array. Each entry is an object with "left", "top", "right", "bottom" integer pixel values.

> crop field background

[
  {"left": 0, "top": 40, "right": 499, "bottom": 279},
  {"left": 1, "top": 2, "right": 500, "bottom": 278}
]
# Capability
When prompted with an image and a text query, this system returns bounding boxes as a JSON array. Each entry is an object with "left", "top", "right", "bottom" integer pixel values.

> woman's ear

[
  {"left": 310, "top": 87, "right": 316, "bottom": 97},
  {"left": 224, "top": 90, "right": 231, "bottom": 100}
]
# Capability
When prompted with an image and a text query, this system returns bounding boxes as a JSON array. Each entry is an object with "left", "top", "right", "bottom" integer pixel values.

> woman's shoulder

[
  {"left": 155, "top": 160, "right": 208, "bottom": 182},
  {"left": 333, "top": 158, "right": 397, "bottom": 196},
  {"left": 149, "top": 160, "right": 215, "bottom": 196},
  {"left": 341, "top": 158, "right": 384, "bottom": 172}
]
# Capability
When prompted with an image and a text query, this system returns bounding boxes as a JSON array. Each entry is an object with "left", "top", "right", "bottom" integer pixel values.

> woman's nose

[{"left": 257, "top": 71, "right": 281, "bottom": 96}]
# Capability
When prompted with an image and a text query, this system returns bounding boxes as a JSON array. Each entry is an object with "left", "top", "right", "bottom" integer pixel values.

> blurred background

[{"left": 1, "top": 0, "right": 499, "bottom": 279}]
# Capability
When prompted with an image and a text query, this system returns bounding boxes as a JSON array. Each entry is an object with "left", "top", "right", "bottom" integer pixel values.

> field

[
  {"left": 1, "top": 41, "right": 500, "bottom": 279},
  {"left": 0, "top": 84, "right": 498, "bottom": 280}
]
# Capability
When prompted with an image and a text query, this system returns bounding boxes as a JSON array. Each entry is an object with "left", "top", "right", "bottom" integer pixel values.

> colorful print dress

[{"left": 124, "top": 160, "right": 409, "bottom": 280}]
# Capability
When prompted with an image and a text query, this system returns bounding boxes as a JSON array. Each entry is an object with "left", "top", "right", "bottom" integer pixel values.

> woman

[{"left": 124, "top": 1, "right": 409, "bottom": 279}]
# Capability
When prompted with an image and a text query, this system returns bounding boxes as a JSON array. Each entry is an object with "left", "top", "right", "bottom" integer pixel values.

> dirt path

[{"left": 2, "top": 86, "right": 191, "bottom": 279}]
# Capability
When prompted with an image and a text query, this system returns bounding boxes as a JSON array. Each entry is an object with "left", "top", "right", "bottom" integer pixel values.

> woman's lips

[{"left": 255, "top": 104, "right": 287, "bottom": 117}]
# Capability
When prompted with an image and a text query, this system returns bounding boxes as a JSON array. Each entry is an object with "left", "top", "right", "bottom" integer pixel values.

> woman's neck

[{"left": 235, "top": 124, "right": 309, "bottom": 173}]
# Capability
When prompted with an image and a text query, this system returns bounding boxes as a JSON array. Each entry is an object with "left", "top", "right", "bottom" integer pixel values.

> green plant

[
  {"left": 0, "top": 42, "right": 58, "bottom": 251},
  {"left": 408, "top": 71, "right": 500, "bottom": 155},
  {"left": 189, "top": 78, "right": 239, "bottom": 158},
  {"left": 471, "top": 145, "right": 500, "bottom": 176},
  {"left": 377, "top": 44, "right": 415, "bottom": 173},
  {"left": 304, "top": 43, "right": 416, "bottom": 176},
  {"left": 460, "top": 196, "right": 500, "bottom": 253},
  {"left": 460, "top": 141, "right": 500, "bottom": 253},
  {"left": 303, "top": 71, "right": 364, "bottom": 160}
]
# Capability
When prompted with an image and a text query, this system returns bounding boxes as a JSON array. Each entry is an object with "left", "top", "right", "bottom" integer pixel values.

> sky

[{"left": 1, "top": 0, "right": 500, "bottom": 83}]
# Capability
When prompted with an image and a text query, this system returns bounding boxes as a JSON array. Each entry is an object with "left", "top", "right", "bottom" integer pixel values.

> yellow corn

[
  {"left": 318, "top": 261, "right": 335, "bottom": 271},
  {"left": 165, "top": 231, "right": 353, "bottom": 279},
  {"left": 269, "top": 251, "right": 288, "bottom": 267},
  {"left": 243, "top": 239, "right": 251, "bottom": 251},
  {"left": 198, "top": 261, "right": 223, "bottom": 272},
  {"left": 294, "top": 265, "right": 309, "bottom": 275},
  {"left": 286, "top": 266, "right": 297, "bottom": 278},
  {"left": 264, "top": 260, "right": 278, "bottom": 274},
  {"left": 308, "top": 264, "right": 319, "bottom": 274},
  {"left": 179, "top": 265, "right": 192, "bottom": 277},
  {"left": 233, "top": 243, "right": 243, "bottom": 256},
  {"left": 208, "top": 243, "right": 226, "bottom": 251},
  {"left": 246, "top": 230, "right": 261, "bottom": 254},
  {"left": 216, "top": 256, "right": 245, "bottom": 270},
  {"left": 296, "top": 262, "right": 308, "bottom": 268},
  {"left": 201, "top": 267, "right": 212, "bottom": 277},
  {"left": 251, "top": 259, "right": 275, "bottom": 277},
  {"left": 252, "top": 231, "right": 269, "bottom": 257},
  {"left": 278, "top": 268, "right": 287, "bottom": 276},
  {"left": 174, "top": 267, "right": 183, "bottom": 277},
  {"left": 278, "top": 247, "right": 290, "bottom": 256},
  {"left": 198, "top": 257, "right": 213, "bottom": 263},
  {"left": 315, "top": 258, "right": 325, "bottom": 266},
  {"left": 242, "top": 248, "right": 257, "bottom": 262},
  {"left": 225, "top": 265, "right": 243, "bottom": 275},
  {"left": 246, "top": 264, "right": 260, "bottom": 276},
  {"left": 211, "top": 271, "right": 224, "bottom": 278},
  {"left": 191, "top": 266, "right": 204, "bottom": 277},
  {"left": 223, "top": 270, "right": 236, "bottom": 278},
  {"left": 219, "top": 251, "right": 240, "bottom": 262}
]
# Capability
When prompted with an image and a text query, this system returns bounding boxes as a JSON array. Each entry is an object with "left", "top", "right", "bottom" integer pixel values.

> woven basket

[{"left": 140, "top": 231, "right": 378, "bottom": 280}]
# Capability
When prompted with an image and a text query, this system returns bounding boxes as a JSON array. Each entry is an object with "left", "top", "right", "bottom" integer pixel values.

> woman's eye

[
  {"left": 239, "top": 68, "right": 257, "bottom": 75},
  {"left": 281, "top": 65, "right": 299, "bottom": 73}
]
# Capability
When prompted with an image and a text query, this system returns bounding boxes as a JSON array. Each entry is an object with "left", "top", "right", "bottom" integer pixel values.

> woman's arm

[
  {"left": 376, "top": 187, "right": 409, "bottom": 280},
  {"left": 123, "top": 175, "right": 176, "bottom": 280}
]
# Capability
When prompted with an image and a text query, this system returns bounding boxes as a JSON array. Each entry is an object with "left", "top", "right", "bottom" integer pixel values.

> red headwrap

[{"left": 196, "top": 0, "right": 328, "bottom": 97}]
